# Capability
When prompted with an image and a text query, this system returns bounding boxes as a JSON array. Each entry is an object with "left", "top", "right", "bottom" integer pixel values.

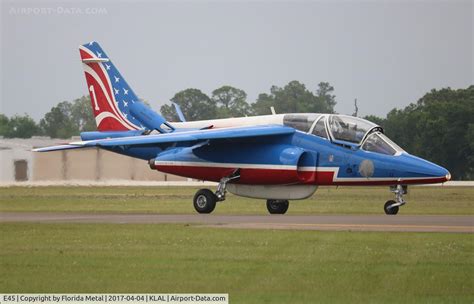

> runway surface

[{"left": 1, "top": 212, "right": 472, "bottom": 232}]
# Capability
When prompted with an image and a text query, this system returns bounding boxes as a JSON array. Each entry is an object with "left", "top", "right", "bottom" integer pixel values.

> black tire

[
  {"left": 266, "top": 199, "right": 289, "bottom": 214},
  {"left": 193, "top": 189, "right": 217, "bottom": 214},
  {"left": 384, "top": 200, "right": 399, "bottom": 215}
]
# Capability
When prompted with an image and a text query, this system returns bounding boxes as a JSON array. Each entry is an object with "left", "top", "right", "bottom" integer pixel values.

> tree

[
  {"left": 468, "top": 123, "right": 474, "bottom": 178},
  {"left": 39, "top": 96, "right": 98, "bottom": 138},
  {"left": 212, "top": 86, "right": 251, "bottom": 118},
  {"left": 160, "top": 104, "right": 179, "bottom": 121},
  {"left": 0, "top": 114, "right": 9, "bottom": 136},
  {"left": 251, "top": 91, "right": 276, "bottom": 115},
  {"left": 40, "top": 101, "right": 79, "bottom": 138},
  {"left": 71, "top": 96, "right": 96, "bottom": 132},
  {"left": 363, "top": 115, "right": 385, "bottom": 126},
  {"left": 368, "top": 86, "right": 474, "bottom": 180},
  {"left": 252, "top": 81, "right": 313, "bottom": 114},
  {"left": 314, "top": 82, "right": 337, "bottom": 113},
  {"left": 410, "top": 87, "right": 473, "bottom": 179},
  {"left": 166, "top": 89, "right": 217, "bottom": 121},
  {"left": 1, "top": 114, "right": 40, "bottom": 138},
  {"left": 251, "top": 81, "right": 337, "bottom": 115}
]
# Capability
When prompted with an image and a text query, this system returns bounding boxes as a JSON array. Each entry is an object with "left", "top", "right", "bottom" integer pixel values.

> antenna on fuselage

[
  {"left": 173, "top": 103, "right": 186, "bottom": 122},
  {"left": 270, "top": 106, "right": 276, "bottom": 115}
]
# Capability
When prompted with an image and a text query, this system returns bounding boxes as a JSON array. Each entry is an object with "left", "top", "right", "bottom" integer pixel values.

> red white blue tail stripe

[{"left": 79, "top": 41, "right": 144, "bottom": 131}]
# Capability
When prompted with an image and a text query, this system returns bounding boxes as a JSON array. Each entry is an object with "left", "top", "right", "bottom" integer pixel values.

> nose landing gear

[{"left": 384, "top": 185, "right": 407, "bottom": 215}]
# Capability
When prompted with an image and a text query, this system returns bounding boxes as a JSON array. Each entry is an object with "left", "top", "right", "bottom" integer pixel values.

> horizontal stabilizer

[
  {"left": 81, "top": 58, "right": 109, "bottom": 63},
  {"left": 33, "top": 144, "right": 86, "bottom": 153}
]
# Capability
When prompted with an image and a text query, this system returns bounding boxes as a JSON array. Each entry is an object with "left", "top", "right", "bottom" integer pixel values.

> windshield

[
  {"left": 312, "top": 116, "right": 328, "bottom": 139},
  {"left": 362, "top": 132, "right": 404, "bottom": 155},
  {"left": 328, "top": 115, "right": 376, "bottom": 144},
  {"left": 378, "top": 132, "right": 404, "bottom": 153}
]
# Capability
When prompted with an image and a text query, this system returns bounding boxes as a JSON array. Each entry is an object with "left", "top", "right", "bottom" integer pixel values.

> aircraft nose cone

[{"left": 398, "top": 154, "right": 450, "bottom": 183}]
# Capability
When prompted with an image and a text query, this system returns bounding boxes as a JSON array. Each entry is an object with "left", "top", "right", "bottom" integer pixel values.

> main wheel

[
  {"left": 266, "top": 199, "right": 289, "bottom": 214},
  {"left": 384, "top": 200, "right": 399, "bottom": 215},
  {"left": 193, "top": 189, "right": 217, "bottom": 214}
]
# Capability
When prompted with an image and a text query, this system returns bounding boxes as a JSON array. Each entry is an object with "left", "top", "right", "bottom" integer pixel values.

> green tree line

[
  {"left": 0, "top": 96, "right": 95, "bottom": 139},
  {"left": 0, "top": 81, "right": 336, "bottom": 138},
  {"left": 364, "top": 86, "right": 474, "bottom": 180},
  {"left": 159, "top": 81, "right": 336, "bottom": 121},
  {"left": 1, "top": 82, "right": 472, "bottom": 179}
]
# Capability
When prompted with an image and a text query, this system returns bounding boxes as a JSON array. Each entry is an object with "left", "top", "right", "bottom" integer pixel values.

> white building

[{"left": 0, "top": 136, "right": 185, "bottom": 183}]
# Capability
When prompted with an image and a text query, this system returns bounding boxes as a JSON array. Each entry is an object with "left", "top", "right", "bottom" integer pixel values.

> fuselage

[
  {"left": 100, "top": 113, "right": 450, "bottom": 187},
  {"left": 39, "top": 41, "right": 449, "bottom": 211}
]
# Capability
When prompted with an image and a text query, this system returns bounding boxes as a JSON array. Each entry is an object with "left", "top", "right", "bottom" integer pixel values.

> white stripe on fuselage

[{"left": 155, "top": 160, "right": 297, "bottom": 170}]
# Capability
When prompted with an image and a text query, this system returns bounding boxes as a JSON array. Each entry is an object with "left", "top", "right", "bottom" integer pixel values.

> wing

[{"left": 33, "top": 125, "right": 295, "bottom": 152}]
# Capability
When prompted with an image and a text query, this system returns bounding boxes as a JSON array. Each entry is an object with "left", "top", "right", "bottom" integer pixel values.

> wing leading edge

[{"left": 33, "top": 125, "right": 295, "bottom": 152}]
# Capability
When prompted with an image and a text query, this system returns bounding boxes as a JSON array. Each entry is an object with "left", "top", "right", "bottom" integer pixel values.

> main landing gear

[
  {"left": 266, "top": 200, "right": 289, "bottom": 214},
  {"left": 193, "top": 171, "right": 240, "bottom": 214},
  {"left": 192, "top": 171, "right": 291, "bottom": 215},
  {"left": 384, "top": 185, "right": 407, "bottom": 215}
]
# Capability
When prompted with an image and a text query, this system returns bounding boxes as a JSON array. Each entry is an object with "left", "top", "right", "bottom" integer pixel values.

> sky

[{"left": 1, "top": 0, "right": 473, "bottom": 121}]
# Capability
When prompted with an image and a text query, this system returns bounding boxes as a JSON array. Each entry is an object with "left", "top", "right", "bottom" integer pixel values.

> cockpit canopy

[
  {"left": 283, "top": 114, "right": 321, "bottom": 133},
  {"left": 283, "top": 113, "right": 404, "bottom": 156},
  {"left": 327, "top": 115, "right": 376, "bottom": 144}
]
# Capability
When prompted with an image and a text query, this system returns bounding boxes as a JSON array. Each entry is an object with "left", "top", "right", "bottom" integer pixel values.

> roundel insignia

[{"left": 358, "top": 159, "right": 375, "bottom": 178}]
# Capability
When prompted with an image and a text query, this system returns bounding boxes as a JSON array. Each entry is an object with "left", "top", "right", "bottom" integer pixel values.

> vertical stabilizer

[{"left": 79, "top": 41, "right": 173, "bottom": 132}]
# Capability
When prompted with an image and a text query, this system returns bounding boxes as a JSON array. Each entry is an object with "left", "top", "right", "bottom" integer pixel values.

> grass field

[
  {"left": 1, "top": 223, "right": 472, "bottom": 303},
  {"left": 1, "top": 186, "right": 473, "bottom": 302},
  {"left": 0, "top": 186, "right": 473, "bottom": 215}
]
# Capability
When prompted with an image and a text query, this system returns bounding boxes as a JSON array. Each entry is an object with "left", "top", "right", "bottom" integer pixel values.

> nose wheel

[
  {"left": 384, "top": 185, "right": 407, "bottom": 215},
  {"left": 384, "top": 200, "right": 399, "bottom": 215}
]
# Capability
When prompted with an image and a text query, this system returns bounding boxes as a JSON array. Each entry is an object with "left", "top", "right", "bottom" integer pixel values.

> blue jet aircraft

[{"left": 35, "top": 42, "right": 451, "bottom": 215}]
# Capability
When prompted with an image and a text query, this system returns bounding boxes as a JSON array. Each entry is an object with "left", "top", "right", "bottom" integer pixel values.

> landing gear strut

[
  {"left": 192, "top": 171, "right": 240, "bottom": 214},
  {"left": 384, "top": 185, "right": 407, "bottom": 215}
]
